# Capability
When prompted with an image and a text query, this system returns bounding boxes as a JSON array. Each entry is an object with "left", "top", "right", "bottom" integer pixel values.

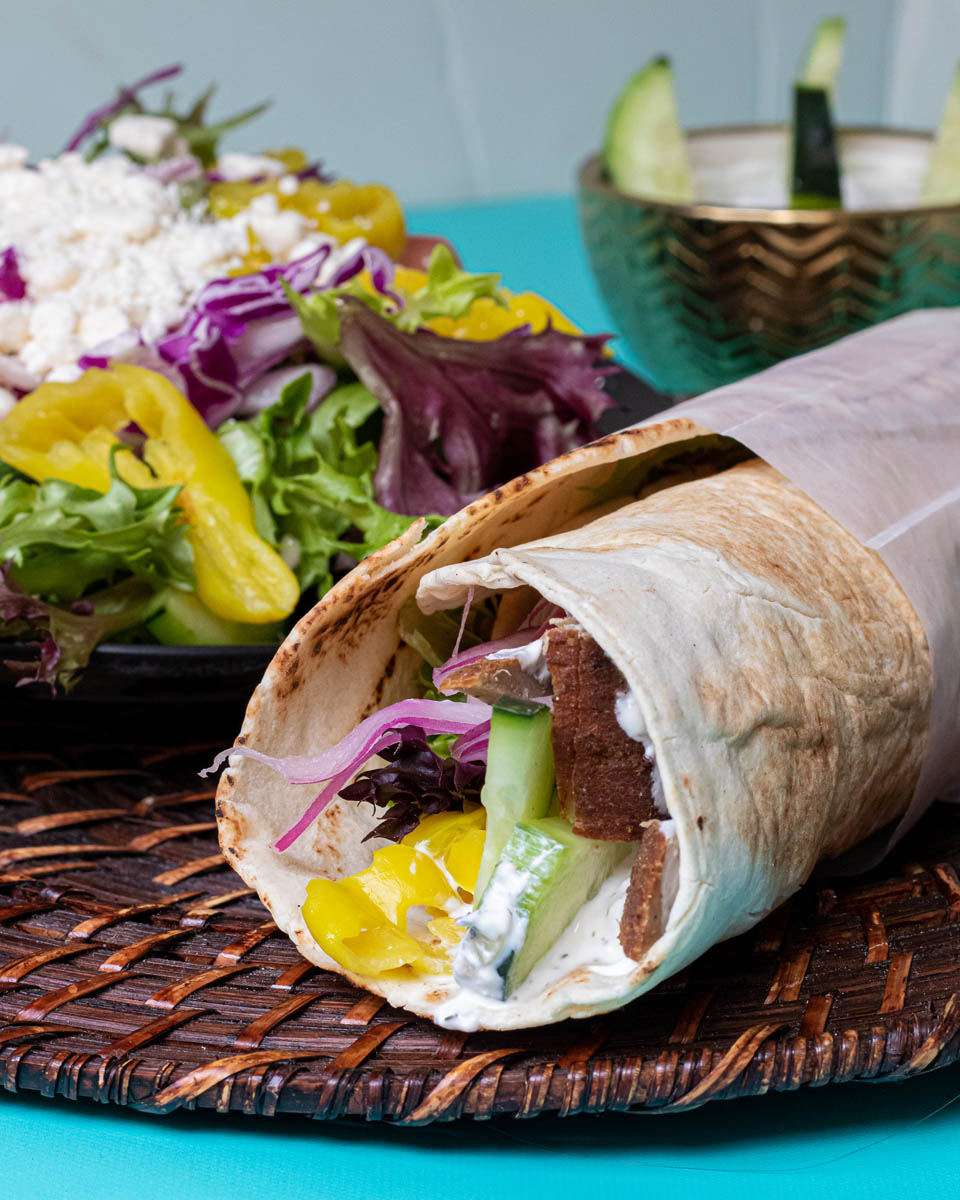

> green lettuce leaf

[
  {"left": 218, "top": 373, "right": 436, "bottom": 597},
  {"left": 286, "top": 244, "right": 508, "bottom": 362},
  {"left": 0, "top": 450, "right": 195, "bottom": 603},
  {"left": 1, "top": 568, "right": 155, "bottom": 692}
]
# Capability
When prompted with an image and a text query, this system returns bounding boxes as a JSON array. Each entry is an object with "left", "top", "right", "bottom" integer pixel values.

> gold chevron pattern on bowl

[{"left": 579, "top": 127, "right": 960, "bottom": 395}]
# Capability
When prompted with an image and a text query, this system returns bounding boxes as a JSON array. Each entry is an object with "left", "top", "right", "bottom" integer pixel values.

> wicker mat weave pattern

[{"left": 2, "top": 736, "right": 960, "bottom": 1123}]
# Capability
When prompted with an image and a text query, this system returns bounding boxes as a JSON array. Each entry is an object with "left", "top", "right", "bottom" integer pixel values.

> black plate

[{"left": 1, "top": 368, "right": 668, "bottom": 735}]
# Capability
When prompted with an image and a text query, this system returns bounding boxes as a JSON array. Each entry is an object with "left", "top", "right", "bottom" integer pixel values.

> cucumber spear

[
  {"left": 790, "top": 18, "right": 845, "bottom": 209},
  {"left": 921, "top": 62, "right": 960, "bottom": 204}
]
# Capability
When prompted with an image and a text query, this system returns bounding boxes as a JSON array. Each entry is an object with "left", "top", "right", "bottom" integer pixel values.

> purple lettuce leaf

[
  {"left": 336, "top": 297, "right": 618, "bottom": 515},
  {"left": 0, "top": 565, "right": 151, "bottom": 692},
  {"left": 0, "top": 247, "right": 26, "bottom": 302},
  {"left": 338, "top": 725, "right": 485, "bottom": 843}
]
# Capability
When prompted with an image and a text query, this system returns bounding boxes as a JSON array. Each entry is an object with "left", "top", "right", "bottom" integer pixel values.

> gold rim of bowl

[{"left": 578, "top": 124, "right": 960, "bottom": 225}]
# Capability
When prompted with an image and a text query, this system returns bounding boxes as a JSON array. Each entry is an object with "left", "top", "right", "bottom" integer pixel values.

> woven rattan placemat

[{"left": 1, "top": 722, "right": 959, "bottom": 1123}]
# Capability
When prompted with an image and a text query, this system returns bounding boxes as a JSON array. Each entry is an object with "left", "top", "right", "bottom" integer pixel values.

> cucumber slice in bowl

[
  {"left": 790, "top": 86, "right": 842, "bottom": 210},
  {"left": 790, "top": 18, "right": 846, "bottom": 209},
  {"left": 801, "top": 16, "right": 845, "bottom": 94},
  {"left": 603, "top": 56, "right": 694, "bottom": 203},
  {"left": 454, "top": 817, "right": 632, "bottom": 1001},
  {"left": 789, "top": 17, "right": 846, "bottom": 209},
  {"left": 922, "top": 62, "right": 960, "bottom": 203}
]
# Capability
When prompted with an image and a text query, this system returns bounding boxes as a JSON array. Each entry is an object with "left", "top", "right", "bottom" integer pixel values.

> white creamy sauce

[
  {"left": 486, "top": 634, "right": 552, "bottom": 686},
  {"left": 615, "top": 689, "right": 667, "bottom": 815},
  {"left": 451, "top": 860, "right": 537, "bottom": 1000},
  {"left": 435, "top": 821, "right": 679, "bottom": 1030}
]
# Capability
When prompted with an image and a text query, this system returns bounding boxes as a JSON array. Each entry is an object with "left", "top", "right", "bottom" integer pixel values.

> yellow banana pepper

[
  {"left": 302, "top": 808, "right": 486, "bottom": 978},
  {"left": 370, "top": 265, "right": 585, "bottom": 340},
  {"left": 0, "top": 365, "right": 299, "bottom": 624},
  {"left": 428, "top": 291, "right": 583, "bottom": 340},
  {"left": 210, "top": 177, "right": 406, "bottom": 261}
]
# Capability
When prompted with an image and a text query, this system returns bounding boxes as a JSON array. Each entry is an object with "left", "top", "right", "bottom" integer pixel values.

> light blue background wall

[{"left": 2, "top": 0, "right": 957, "bottom": 204}]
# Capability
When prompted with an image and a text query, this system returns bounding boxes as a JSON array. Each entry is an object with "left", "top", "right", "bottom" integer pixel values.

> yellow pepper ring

[
  {"left": 302, "top": 809, "right": 487, "bottom": 979},
  {"left": 358, "top": 267, "right": 586, "bottom": 342},
  {"left": 0, "top": 365, "right": 299, "bottom": 624},
  {"left": 209, "top": 177, "right": 406, "bottom": 261}
]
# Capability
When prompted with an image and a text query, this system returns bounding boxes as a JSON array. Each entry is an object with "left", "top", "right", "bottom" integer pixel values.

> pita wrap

[{"left": 216, "top": 311, "right": 959, "bottom": 1031}]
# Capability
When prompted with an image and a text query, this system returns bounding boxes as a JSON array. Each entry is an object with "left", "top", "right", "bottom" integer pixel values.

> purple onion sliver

[
  {"left": 273, "top": 769, "right": 353, "bottom": 853},
  {"left": 450, "top": 723, "right": 490, "bottom": 764},
  {"left": 144, "top": 156, "right": 204, "bottom": 183},
  {"left": 433, "top": 622, "right": 550, "bottom": 690},
  {"left": 200, "top": 698, "right": 491, "bottom": 786}
]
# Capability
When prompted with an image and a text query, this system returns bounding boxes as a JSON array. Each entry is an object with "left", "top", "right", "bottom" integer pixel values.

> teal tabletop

[{"left": 2, "top": 196, "right": 959, "bottom": 1200}]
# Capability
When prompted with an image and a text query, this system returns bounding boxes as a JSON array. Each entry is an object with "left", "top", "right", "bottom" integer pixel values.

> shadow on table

[{"left": 6, "top": 1061, "right": 960, "bottom": 1175}]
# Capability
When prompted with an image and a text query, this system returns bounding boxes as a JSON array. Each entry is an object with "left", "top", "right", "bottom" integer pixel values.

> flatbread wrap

[{"left": 214, "top": 311, "right": 960, "bottom": 1031}]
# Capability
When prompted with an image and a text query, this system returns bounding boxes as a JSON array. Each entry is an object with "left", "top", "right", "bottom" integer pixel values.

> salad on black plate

[{"left": 0, "top": 67, "right": 620, "bottom": 691}]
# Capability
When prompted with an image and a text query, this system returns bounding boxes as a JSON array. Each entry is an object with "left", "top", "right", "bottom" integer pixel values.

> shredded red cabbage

[
  {"left": 63, "top": 63, "right": 184, "bottom": 153},
  {"left": 337, "top": 298, "right": 618, "bottom": 515},
  {"left": 85, "top": 241, "right": 397, "bottom": 427},
  {"left": 0, "top": 247, "right": 26, "bottom": 302},
  {"left": 202, "top": 696, "right": 491, "bottom": 850}
]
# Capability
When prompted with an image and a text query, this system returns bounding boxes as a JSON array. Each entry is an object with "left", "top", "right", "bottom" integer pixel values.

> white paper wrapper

[{"left": 645, "top": 309, "right": 960, "bottom": 837}]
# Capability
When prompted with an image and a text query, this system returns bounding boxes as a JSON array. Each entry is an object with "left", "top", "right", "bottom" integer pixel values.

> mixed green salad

[{"left": 0, "top": 68, "right": 616, "bottom": 690}]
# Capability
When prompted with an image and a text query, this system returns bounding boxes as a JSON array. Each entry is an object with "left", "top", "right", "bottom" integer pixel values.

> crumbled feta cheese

[
  {"left": 216, "top": 152, "right": 287, "bottom": 182},
  {"left": 0, "top": 149, "right": 322, "bottom": 380},
  {"left": 248, "top": 206, "right": 311, "bottom": 260},
  {"left": 46, "top": 364, "right": 84, "bottom": 383},
  {"left": 108, "top": 115, "right": 181, "bottom": 161},
  {"left": 0, "top": 303, "right": 29, "bottom": 354},
  {"left": 277, "top": 175, "right": 300, "bottom": 196},
  {"left": 0, "top": 144, "right": 29, "bottom": 171},
  {"left": 77, "top": 304, "right": 130, "bottom": 347},
  {"left": 0, "top": 386, "right": 16, "bottom": 417}
]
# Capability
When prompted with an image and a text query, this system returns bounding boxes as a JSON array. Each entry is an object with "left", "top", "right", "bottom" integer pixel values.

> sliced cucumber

[
  {"left": 801, "top": 17, "right": 845, "bottom": 94},
  {"left": 146, "top": 588, "right": 282, "bottom": 646},
  {"left": 474, "top": 698, "right": 555, "bottom": 899},
  {"left": 454, "top": 817, "right": 631, "bottom": 1000},
  {"left": 603, "top": 57, "right": 694, "bottom": 203},
  {"left": 790, "top": 85, "right": 841, "bottom": 209},
  {"left": 790, "top": 19, "right": 845, "bottom": 209},
  {"left": 922, "top": 62, "right": 960, "bottom": 203}
]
